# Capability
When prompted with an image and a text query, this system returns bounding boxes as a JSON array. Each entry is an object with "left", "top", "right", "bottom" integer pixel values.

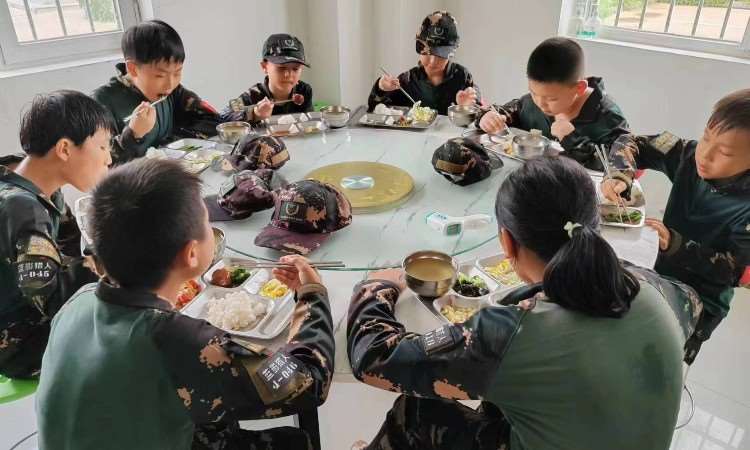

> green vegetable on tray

[
  {"left": 229, "top": 267, "right": 251, "bottom": 285},
  {"left": 602, "top": 208, "right": 643, "bottom": 224},
  {"left": 453, "top": 273, "right": 490, "bottom": 297}
]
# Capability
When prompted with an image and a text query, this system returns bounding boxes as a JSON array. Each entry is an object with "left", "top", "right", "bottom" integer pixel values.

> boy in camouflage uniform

[
  {"left": 93, "top": 20, "right": 221, "bottom": 163},
  {"left": 368, "top": 11, "right": 481, "bottom": 115},
  {"left": 602, "top": 88, "right": 750, "bottom": 364},
  {"left": 0, "top": 91, "right": 111, "bottom": 378},
  {"left": 36, "top": 159, "right": 334, "bottom": 449},
  {"left": 221, "top": 34, "right": 313, "bottom": 124},
  {"left": 477, "top": 38, "right": 629, "bottom": 171}
]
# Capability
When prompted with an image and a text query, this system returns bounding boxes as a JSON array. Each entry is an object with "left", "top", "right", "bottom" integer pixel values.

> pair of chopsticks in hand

[
  {"left": 123, "top": 95, "right": 169, "bottom": 122},
  {"left": 595, "top": 145, "right": 632, "bottom": 224}
]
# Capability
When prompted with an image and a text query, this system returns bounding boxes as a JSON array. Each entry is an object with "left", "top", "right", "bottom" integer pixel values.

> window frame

[
  {"left": 573, "top": 0, "right": 750, "bottom": 59},
  {"left": 0, "top": 0, "right": 141, "bottom": 68}
]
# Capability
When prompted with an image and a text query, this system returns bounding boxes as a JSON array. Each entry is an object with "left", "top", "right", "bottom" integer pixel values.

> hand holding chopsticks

[
  {"left": 124, "top": 95, "right": 169, "bottom": 122},
  {"left": 595, "top": 144, "right": 631, "bottom": 224},
  {"left": 270, "top": 255, "right": 333, "bottom": 291},
  {"left": 378, "top": 66, "right": 417, "bottom": 105}
]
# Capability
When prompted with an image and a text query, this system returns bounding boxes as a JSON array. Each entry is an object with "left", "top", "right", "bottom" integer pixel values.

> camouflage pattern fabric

[
  {"left": 204, "top": 169, "right": 277, "bottom": 222},
  {"left": 0, "top": 166, "right": 97, "bottom": 378},
  {"left": 432, "top": 137, "right": 495, "bottom": 186},
  {"left": 416, "top": 11, "right": 460, "bottom": 59},
  {"left": 228, "top": 135, "right": 290, "bottom": 172},
  {"left": 220, "top": 77, "right": 313, "bottom": 124}
]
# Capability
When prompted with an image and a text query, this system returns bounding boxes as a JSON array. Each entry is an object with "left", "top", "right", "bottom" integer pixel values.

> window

[
  {"left": 573, "top": 0, "right": 750, "bottom": 58},
  {"left": 0, "top": 0, "right": 140, "bottom": 68}
]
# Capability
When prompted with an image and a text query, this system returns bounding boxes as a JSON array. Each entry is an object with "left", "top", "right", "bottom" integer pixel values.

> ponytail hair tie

[{"left": 563, "top": 221, "right": 583, "bottom": 239}]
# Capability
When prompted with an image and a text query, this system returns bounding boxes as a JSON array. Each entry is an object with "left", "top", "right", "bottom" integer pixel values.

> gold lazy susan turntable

[{"left": 305, "top": 161, "right": 414, "bottom": 213}]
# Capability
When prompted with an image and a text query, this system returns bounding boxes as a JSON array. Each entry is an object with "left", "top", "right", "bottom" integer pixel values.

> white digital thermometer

[{"left": 425, "top": 212, "right": 494, "bottom": 236}]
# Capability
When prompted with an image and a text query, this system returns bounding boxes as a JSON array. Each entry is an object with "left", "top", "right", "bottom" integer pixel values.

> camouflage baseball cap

[
  {"left": 416, "top": 11, "right": 460, "bottom": 59},
  {"left": 432, "top": 137, "right": 498, "bottom": 186},
  {"left": 203, "top": 169, "right": 281, "bottom": 222},
  {"left": 254, "top": 179, "right": 352, "bottom": 255},
  {"left": 263, "top": 33, "right": 310, "bottom": 67},
  {"left": 227, "top": 135, "right": 290, "bottom": 172}
]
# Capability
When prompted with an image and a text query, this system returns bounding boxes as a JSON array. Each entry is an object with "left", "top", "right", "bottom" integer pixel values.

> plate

[
  {"left": 475, "top": 254, "right": 526, "bottom": 293},
  {"left": 182, "top": 270, "right": 294, "bottom": 340},
  {"left": 180, "top": 148, "right": 226, "bottom": 174},
  {"left": 202, "top": 257, "right": 257, "bottom": 288},
  {"left": 358, "top": 106, "right": 437, "bottom": 130},
  {"left": 600, "top": 205, "right": 645, "bottom": 228}
]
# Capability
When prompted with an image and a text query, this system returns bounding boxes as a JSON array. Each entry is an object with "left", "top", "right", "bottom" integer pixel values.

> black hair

[
  {"left": 527, "top": 37, "right": 584, "bottom": 84},
  {"left": 90, "top": 158, "right": 206, "bottom": 290},
  {"left": 19, "top": 90, "right": 115, "bottom": 157},
  {"left": 707, "top": 88, "right": 750, "bottom": 135},
  {"left": 121, "top": 20, "right": 185, "bottom": 65},
  {"left": 495, "top": 156, "right": 639, "bottom": 318}
]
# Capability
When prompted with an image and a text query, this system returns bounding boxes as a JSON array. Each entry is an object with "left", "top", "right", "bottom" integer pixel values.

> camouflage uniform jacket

[
  {"left": 37, "top": 280, "right": 334, "bottom": 450},
  {"left": 93, "top": 63, "right": 221, "bottom": 164},
  {"left": 609, "top": 132, "right": 750, "bottom": 319},
  {"left": 0, "top": 166, "right": 96, "bottom": 378},
  {"left": 220, "top": 77, "right": 313, "bottom": 124},
  {"left": 367, "top": 62, "right": 480, "bottom": 115},
  {"left": 475, "top": 77, "right": 629, "bottom": 171},
  {"left": 348, "top": 266, "right": 701, "bottom": 450}
]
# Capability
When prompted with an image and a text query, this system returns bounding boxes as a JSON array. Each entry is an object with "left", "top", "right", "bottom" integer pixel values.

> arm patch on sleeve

[
  {"left": 649, "top": 132, "right": 680, "bottom": 155},
  {"left": 249, "top": 351, "right": 312, "bottom": 406},
  {"left": 15, "top": 234, "right": 62, "bottom": 315},
  {"left": 420, "top": 324, "right": 458, "bottom": 355}
]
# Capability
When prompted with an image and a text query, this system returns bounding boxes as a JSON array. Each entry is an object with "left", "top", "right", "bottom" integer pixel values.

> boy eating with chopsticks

[
  {"left": 93, "top": 20, "right": 221, "bottom": 163},
  {"left": 36, "top": 158, "right": 335, "bottom": 449},
  {"left": 367, "top": 11, "right": 480, "bottom": 115},
  {"left": 601, "top": 89, "right": 750, "bottom": 364},
  {"left": 221, "top": 34, "right": 313, "bottom": 124},
  {"left": 477, "top": 37, "right": 630, "bottom": 171}
]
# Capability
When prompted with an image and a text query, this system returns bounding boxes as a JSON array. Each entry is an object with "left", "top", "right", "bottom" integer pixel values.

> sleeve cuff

[
  {"left": 297, "top": 283, "right": 328, "bottom": 299},
  {"left": 663, "top": 228, "right": 683, "bottom": 256}
]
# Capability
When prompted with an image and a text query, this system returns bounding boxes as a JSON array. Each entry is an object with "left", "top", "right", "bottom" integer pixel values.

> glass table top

[{"left": 202, "top": 117, "right": 522, "bottom": 270}]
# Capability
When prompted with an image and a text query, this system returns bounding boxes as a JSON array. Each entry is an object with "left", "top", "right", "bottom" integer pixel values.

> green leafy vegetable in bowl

[{"left": 453, "top": 273, "right": 490, "bottom": 297}]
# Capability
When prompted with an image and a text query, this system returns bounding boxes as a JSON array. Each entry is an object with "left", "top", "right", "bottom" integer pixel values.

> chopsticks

[
  {"left": 240, "top": 260, "right": 346, "bottom": 270},
  {"left": 123, "top": 95, "right": 169, "bottom": 122},
  {"left": 595, "top": 144, "right": 630, "bottom": 224},
  {"left": 378, "top": 66, "right": 417, "bottom": 105}
]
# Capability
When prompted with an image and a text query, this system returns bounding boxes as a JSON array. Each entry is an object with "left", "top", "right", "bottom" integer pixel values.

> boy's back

[{"left": 37, "top": 284, "right": 192, "bottom": 450}]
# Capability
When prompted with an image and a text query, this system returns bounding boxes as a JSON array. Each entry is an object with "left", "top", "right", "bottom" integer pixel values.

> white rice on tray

[{"left": 206, "top": 291, "right": 267, "bottom": 331}]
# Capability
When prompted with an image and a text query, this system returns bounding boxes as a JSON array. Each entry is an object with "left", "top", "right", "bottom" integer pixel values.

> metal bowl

[
  {"left": 216, "top": 121, "right": 252, "bottom": 145},
  {"left": 320, "top": 105, "right": 351, "bottom": 128},
  {"left": 212, "top": 227, "right": 226, "bottom": 264},
  {"left": 447, "top": 104, "right": 480, "bottom": 127},
  {"left": 512, "top": 130, "right": 550, "bottom": 160},
  {"left": 402, "top": 251, "right": 458, "bottom": 298}
]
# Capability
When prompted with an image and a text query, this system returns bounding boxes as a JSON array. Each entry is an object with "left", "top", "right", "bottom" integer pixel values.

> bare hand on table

[
  {"left": 456, "top": 87, "right": 478, "bottom": 106},
  {"left": 479, "top": 109, "right": 507, "bottom": 134},
  {"left": 378, "top": 74, "right": 401, "bottom": 92},
  {"left": 272, "top": 255, "right": 322, "bottom": 292},
  {"left": 645, "top": 218, "right": 671, "bottom": 251},
  {"left": 367, "top": 268, "right": 407, "bottom": 292},
  {"left": 128, "top": 101, "right": 157, "bottom": 139}
]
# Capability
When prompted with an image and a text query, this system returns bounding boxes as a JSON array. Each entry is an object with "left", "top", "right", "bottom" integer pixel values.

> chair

[{"left": 0, "top": 375, "right": 38, "bottom": 405}]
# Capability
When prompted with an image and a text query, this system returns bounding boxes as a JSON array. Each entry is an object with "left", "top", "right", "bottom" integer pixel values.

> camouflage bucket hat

[
  {"left": 254, "top": 179, "right": 353, "bottom": 255},
  {"left": 228, "top": 135, "right": 290, "bottom": 172},
  {"left": 203, "top": 169, "right": 283, "bottom": 222},
  {"left": 432, "top": 137, "right": 499, "bottom": 186},
  {"left": 263, "top": 33, "right": 310, "bottom": 67},
  {"left": 416, "top": 11, "right": 460, "bottom": 59}
]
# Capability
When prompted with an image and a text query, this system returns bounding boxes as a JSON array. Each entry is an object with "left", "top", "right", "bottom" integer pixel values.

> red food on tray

[{"left": 176, "top": 279, "right": 202, "bottom": 309}]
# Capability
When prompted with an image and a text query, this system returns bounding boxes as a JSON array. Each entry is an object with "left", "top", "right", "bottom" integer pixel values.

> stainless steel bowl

[
  {"left": 402, "top": 251, "right": 458, "bottom": 298},
  {"left": 447, "top": 104, "right": 480, "bottom": 127},
  {"left": 320, "top": 105, "right": 351, "bottom": 128},
  {"left": 212, "top": 227, "right": 226, "bottom": 265},
  {"left": 216, "top": 121, "right": 252, "bottom": 144},
  {"left": 512, "top": 130, "right": 550, "bottom": 159}
]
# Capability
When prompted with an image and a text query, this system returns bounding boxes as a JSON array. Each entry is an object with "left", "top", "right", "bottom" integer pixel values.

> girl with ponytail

[{"left": 347, "top": 156, "right": 701, "bottom": 450}]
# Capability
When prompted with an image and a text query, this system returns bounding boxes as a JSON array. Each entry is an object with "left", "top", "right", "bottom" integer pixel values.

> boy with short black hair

[
  {"left": 367, "top": 11, "right": 480, "bottom": 115},
  {"left": 36, "top": 158, "right": 334, "bottom": 449},
  {"left": 477, "top": 37, "right": 629, "bottom": 171},
  {"left": 93, "top": 20, "right": 220, "bottom": 163},
  {"left": 602, "top": 88, "right": 750, "bottom": 363},
  {"left": 222, "top": 33, "right": 313, "bottom": 124},
  {"left": 0, "top": 90, "right": 112, "bottom": 378}
]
